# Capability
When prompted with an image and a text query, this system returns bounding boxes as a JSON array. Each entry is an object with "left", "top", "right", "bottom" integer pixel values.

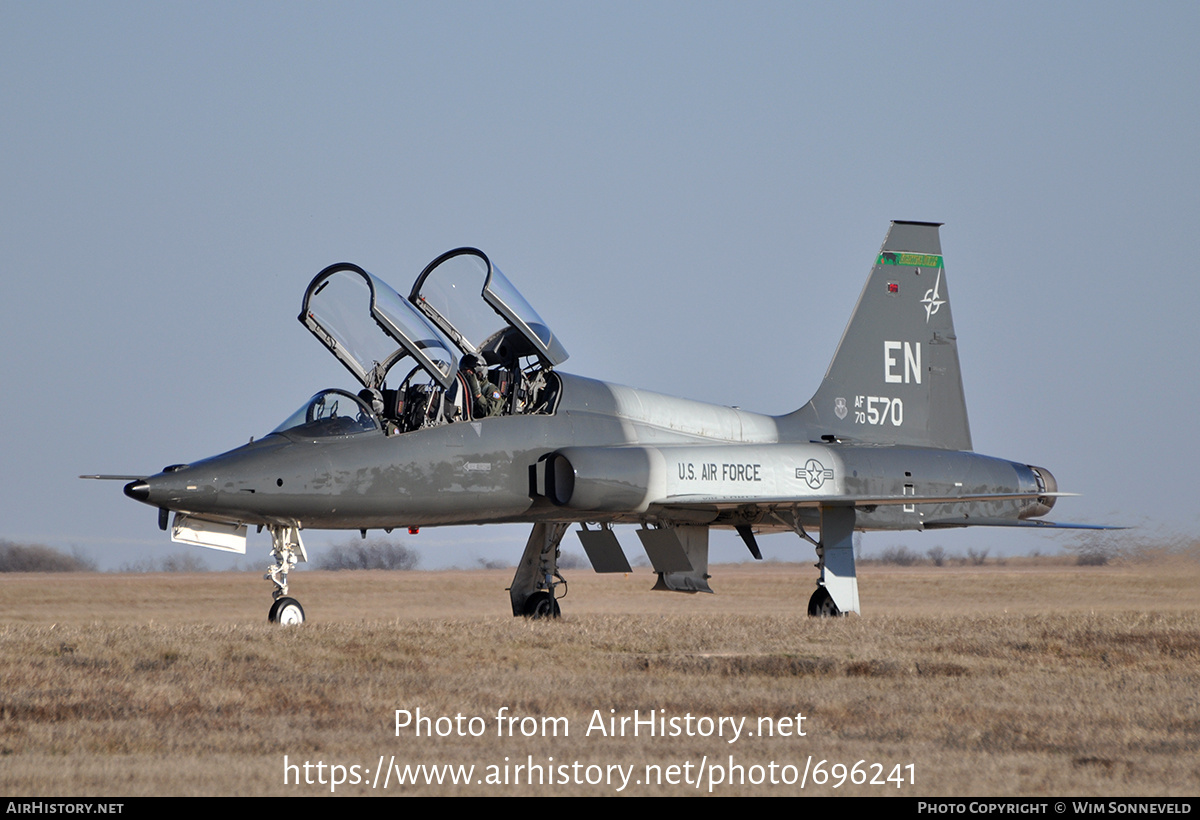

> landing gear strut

[
  {"left": 509, "top": 522, "right": 568, "bottom": 619},
  {"left": 265, "top": 523, "right": 308, "bottom": 625},
  {"left": 777, "top": 506, "right": 860, "bottom": 617}
]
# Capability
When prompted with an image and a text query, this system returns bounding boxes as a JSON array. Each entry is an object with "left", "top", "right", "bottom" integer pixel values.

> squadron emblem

[{"left": 920, "top": 268, "right": 945, "bottom": 322}]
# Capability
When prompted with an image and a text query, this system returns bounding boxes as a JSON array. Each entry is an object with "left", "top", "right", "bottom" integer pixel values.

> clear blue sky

[{"left": 3, "top": 1, "right": 1197, "bottom": 570}]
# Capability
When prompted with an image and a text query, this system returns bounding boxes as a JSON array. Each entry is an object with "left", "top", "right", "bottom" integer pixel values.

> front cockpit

[
  {"left": 296, "top": 249, "right": 566, "bottom": 437},
  {"left": 270, "top": 389, "right": 381, "bottom": 439}
]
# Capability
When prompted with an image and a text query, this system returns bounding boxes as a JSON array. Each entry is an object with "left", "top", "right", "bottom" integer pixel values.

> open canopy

[
  {"left": 410, "top": 248, "right": 568, "bottom": 369},
  {"left": 299, "top": 263, "right": 460, "bottom": 390},
  {"left": 297, "top": 253, "right": 567, "bottom": 431}
]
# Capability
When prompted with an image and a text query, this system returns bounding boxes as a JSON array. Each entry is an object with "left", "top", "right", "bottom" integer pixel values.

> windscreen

[{"left": 270, "top": 389, "right": 380, "bottom": 438}]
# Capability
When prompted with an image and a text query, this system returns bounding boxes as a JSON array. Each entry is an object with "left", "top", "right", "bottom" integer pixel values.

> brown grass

[{"left": 1, "top": 558, "right": 1198, "bottom": 796}]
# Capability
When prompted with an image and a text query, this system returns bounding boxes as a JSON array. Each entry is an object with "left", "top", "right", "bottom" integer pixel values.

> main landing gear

[
  {"left": 522, "top": 590, "right": 561, "bottom": 619},
  {"left": 265, "top": 523, "right": 308, "bottom": 625},
  {"left": 778, "top": 506, "right": 860, "bottom": 617},
  {"left": 807, "top": 586, "right": 841, "bottom": 617},
  {"left": 509, "top": 522, "right": 568, "bottom": 619}
]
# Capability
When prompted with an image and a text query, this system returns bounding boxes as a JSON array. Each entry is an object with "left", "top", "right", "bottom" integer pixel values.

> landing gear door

[
  {"left": 409, "top": 248, "right": 568, "bottom": 368},
  {"left": 300, "top": 263, "right": 459, "bottom": 390}
]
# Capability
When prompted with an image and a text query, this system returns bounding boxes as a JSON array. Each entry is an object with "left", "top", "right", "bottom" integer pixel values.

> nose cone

[
  {"left": 124, "top": 480, "right": 150, "bottom": 503},
  {"left": 123, "top": 436, "right": 304, "bottom": 521},
  {"left": 132, "top": 462, "right": 226, "bottom": 514}
]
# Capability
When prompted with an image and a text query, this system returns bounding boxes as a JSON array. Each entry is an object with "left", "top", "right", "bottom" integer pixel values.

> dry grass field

[{"left": 1, "top": 556, "right": 1198, "bottom": 796}]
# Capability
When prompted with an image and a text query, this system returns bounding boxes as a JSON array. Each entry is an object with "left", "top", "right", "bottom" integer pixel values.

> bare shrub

[
  {"left": 967, "top": 547, "right": 989, "bottom": 566},
  {"left": 160, "top": 553, "right": 210, "bottom": 572},
  {"left": 118, "top": 557, "right": 157, "bottom": 573},
  {"left": 0, "top": 540, "right": 95, "bottom": 572},
  {"left": 119, "top": 552, "right": 209, "bottom": 572},
  {"left": 557, "top": 552, "right": 587, "bottom": 570},
  {"left": 318, "top": 538, "right": 419, "bottom": 571},
  {"left": 927, "top": 546, "right": 946, "bottom": 567},
  {"left": 1099, "top": 533, "right": 1200, "bottom": 565},
  {"left": 478, "top": 552, "right": 583, "bottom": 570},
  {"left": 879, "top": 545, "right": 920, "bottom": 566},
  {"left": 1066, "top": 532, "right": 1127, "bottom": 566}
]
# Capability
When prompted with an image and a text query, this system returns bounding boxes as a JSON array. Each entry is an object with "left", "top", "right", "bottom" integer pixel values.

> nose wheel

[{"left": 269, "top": 596, "right": 306, "bottom": 625}]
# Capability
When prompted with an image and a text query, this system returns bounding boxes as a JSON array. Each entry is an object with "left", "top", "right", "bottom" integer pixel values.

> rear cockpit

[{"left": 298, "top": 249, "right": 566, "bottom": 435}]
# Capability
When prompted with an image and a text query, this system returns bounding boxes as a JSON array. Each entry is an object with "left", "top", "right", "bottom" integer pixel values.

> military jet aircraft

[{"left": 88, "top": 221, "right": 1105, "bottom": 624}]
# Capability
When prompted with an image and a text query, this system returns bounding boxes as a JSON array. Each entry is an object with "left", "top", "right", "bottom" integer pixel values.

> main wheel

[
  {"left": 269, "top": 597, "right": 306, "bottom": 625},
  {"left": 522, "top": 591, "right": 561, "bottom": 619},
  {"left": 807, "top": 586, "right": 842, "bottom": 617}
]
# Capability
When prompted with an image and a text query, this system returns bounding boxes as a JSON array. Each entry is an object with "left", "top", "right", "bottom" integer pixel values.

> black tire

[
  {"left": 522, "top": 591, "right": 561, "bottom": 619},
  {"left": 268, "top": 597, "right": 305, "bottom": 625},
  {"left": 807, "top": 586, "right": 842, "bottom": 617}
]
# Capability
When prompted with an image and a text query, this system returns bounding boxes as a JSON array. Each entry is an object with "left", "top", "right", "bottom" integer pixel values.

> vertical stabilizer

[{"left": 784, "top": 221, "right": 972, "bottom": 451}]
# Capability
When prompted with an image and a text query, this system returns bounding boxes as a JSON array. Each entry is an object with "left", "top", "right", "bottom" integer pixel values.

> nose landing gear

[
  {"left": 265, "top": 523, "right": 308, "bottom": 625},
  {"left": 269, "top": 596, "right": 306, "bottom": 624}
]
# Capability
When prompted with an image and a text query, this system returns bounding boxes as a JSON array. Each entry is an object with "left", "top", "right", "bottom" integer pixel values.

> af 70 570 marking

[{"left": 854, "top": 395, "right": 903, "bottom": 426}]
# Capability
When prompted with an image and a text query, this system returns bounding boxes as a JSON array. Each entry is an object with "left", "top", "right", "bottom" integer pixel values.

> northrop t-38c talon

[{"left": 88, "top": 221, "right": 1108, "bottom": 624}]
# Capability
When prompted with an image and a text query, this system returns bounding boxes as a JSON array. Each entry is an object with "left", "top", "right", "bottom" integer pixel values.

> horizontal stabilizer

[{"left": 923, "top": 518, "right": 1126, "bottom": 530}]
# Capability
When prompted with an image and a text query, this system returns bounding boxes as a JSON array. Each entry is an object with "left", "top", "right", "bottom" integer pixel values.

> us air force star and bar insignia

[{"left": 798, "top": 458, "right": 834, "bottom": 490}]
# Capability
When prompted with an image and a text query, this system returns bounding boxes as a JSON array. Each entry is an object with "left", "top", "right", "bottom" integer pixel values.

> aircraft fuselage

[{"left": 129, "top": 372, "right": 1048, "bottom": 534}]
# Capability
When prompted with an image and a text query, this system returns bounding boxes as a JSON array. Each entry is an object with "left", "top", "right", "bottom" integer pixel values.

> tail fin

[{"left": 785, "top": 221, "right": 972, "bottom": 451}]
